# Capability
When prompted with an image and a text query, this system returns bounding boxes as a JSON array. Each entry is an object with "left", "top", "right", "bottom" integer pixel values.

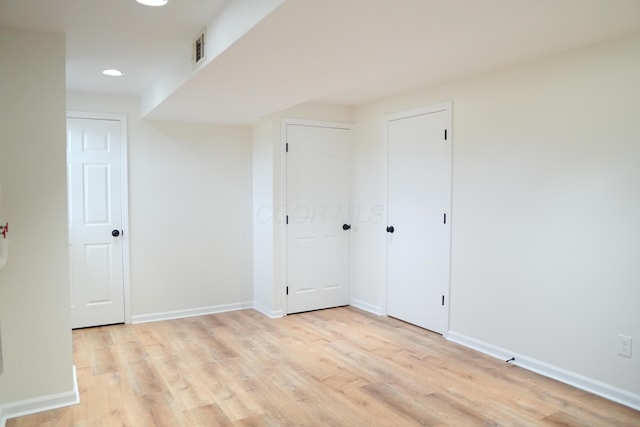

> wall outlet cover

[{"left": 617, "top": 334, "right": 632, "bottom": 358}]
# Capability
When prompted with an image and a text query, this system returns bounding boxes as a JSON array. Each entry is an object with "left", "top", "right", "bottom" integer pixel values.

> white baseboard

[
  {"left": 0, "top": 365, "right": 79, "bottom": 427},
  {"left": 350, "top": 299, "right": 384, "bottom": 316},
  {"left": 252, "top": 302, "right": 284, "bottom": 319},
  {"left": 132, "top": 300, "right": 381, "bottom": 323},
  {"left": 131, "top": 301, "right": 253, "bottom": 324},
  {"left": 447, "top": 331, "right": 640, "bottom": 412}
]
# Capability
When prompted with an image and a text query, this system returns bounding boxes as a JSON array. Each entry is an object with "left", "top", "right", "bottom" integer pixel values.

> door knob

[
  {"left": 342, "top": 224, "right": 351, "bottom": 231},
  {"left": 112, "top": 229, "right": 121, "bottom": 237},
  {"left": 386, "top": 225, "right": 395, "bottom": 233}
]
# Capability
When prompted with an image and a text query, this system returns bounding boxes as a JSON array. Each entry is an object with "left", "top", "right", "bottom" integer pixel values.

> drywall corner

[{"left": 0, "top": 366, "right": 79, "bottom": 427}]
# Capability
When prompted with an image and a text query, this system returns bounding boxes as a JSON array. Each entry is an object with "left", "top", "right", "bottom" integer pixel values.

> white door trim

[
  {"left": 384, "top": 101, "right": 453, "bottom": 334},
  {"left": 66, "top": 111, "right": 131, "bottom": 324},
  {"left": 281, "top": 118, "right": 353, "bottom": 315},
  {"left": 386, "top": 101, "right": 452, "bottom": 123}
]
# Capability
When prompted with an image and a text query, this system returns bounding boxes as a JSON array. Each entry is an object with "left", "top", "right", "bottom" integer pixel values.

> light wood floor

[{"left": 8, "top": 307, "right": 640, "bottom": 426}]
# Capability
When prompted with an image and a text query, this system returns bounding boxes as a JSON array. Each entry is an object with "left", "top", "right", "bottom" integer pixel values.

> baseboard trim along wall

[
  {"left": 252, "top": 302, "right": 284, "bottom": 319},
  {"left": 447, "top": 331, "right": 640, "bottom": 412},
  {"left": 350, "top": 299, "right": 384, "bottom": 316},
  {"left": 131, "top": 301, "right": 253, "bottom": 324},
  {"left": 0, "top": 365, "right": 79, "bottom": 427}
]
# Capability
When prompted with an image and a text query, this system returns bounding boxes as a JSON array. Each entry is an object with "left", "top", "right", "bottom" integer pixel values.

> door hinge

[
  {"left": 286, "top": 142, "right": 289, "bottom": 153},
  {"left": 444, "top": 129, "right": 448, "bottom": 141},
  {"left": 286, "top": 286, "right": 289, "bottom": 295},
  {"left": 286, "top": 215, "right": 289, "bottom": 225},
  {"left": 443, "top": 213, "right": 447, "bottom": 224},
  {"left": 442, "top": 295, "right": 445, "bottom": 306}
]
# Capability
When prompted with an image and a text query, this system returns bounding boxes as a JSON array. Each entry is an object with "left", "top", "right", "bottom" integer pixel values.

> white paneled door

[
  {"left": 67, "top": 117, "right": 125, "bottom": 329},
  {"left": 286, "top": 123, "right": 351, "bottom": 314},
  {"left": 386, "top": 104, "right": 452, "bottom": 334}
]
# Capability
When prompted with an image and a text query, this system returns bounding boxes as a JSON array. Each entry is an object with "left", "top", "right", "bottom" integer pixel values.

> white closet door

[
  {"left": 286, "top": 123, "right": 351, "bottom": 314},
  {"left": 387, "top": 105, "right": 452, "bottom": 334},
  {"left": 68, "top": 117, "right": 125, "bottom": 328}
]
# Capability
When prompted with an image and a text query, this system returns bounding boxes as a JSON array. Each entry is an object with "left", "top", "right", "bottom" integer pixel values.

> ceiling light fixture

[
  {"left": 102, "top": 69, "right": 124, "bottom": 77},
  {"left": 136, "top": 0, "right": 168, "bottom": 6}
]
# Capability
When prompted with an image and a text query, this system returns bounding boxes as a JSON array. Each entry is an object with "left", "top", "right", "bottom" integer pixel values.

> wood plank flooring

[{"left": 8, "top": 307, "right": 640, "bottom": 426}]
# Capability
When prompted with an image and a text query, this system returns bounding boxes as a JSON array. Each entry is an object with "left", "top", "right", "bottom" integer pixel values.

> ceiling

[{"left": 2, "top": 0, "right": 640, "bottom": 124}]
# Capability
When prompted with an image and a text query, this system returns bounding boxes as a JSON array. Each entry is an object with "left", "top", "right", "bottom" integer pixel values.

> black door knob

[
  {"left": 112, "top": 229, "right": 121, "bottom": 237},
  {"left": 386, "top": 225, "right": 395, "bottom": 233},
  {"left": 342, "top": 224, "right": 351, "bottom": 231}
]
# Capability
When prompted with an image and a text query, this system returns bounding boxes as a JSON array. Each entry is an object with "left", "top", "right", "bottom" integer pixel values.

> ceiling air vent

[{"left": 193, "top": 30, "right": 206, "bottom": 67}]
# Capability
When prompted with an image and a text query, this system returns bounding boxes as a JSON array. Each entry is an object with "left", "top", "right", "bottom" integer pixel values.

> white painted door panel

[
  {"left": 387, "top": 107, "right": 451, "bottom": 334},
  {"left": 286, "top": 124, "right": 350, "bottom": 314},
  {"left": 67, "top": 117, "right": 125, "bottom": 328}
]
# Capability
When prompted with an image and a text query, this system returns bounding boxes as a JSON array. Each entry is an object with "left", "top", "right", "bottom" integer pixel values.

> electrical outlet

[{"left": 617, "top": 334, "right": 632, "bottom": 358}]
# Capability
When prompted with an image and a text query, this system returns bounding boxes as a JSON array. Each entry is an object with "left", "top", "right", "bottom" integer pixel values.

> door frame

[
  {"left": 66, "top": 110, "right": 132, "bottom": 324},
  {"left": 281, "top": 118, "right": 353, "bottom": 315},
  {"left": 384, "top": 101, "right": 453, "bottom": 334}
]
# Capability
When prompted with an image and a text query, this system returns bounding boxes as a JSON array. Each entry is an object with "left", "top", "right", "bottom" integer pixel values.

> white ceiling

[
  {"left": 2, "top": 0, "right": 640, "bottom": 124},
  {"left": 0, "top": 0, "right": 229, "bottom": 95}
]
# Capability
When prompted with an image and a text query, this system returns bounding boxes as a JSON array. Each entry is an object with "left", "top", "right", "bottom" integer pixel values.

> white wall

[
  {"left": 352, "top": 35, "right": 640, "bottom": 401},
  {"left": 0, "top": 27, "right": 74, "bottom": 405},
  {"left": 67, "top": 93, "right": 254, "bottom": 319},
  {"left": 252, "top": 119, "right": 276, "bottom": 316},
  {"left": 349, "top": 113, "right": 388, "bottom": 314}
]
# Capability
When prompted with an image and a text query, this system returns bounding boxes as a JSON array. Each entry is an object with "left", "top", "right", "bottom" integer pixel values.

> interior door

[
  {"left": 386, "top": 105, "right": 452, "bottom": 334},
  {"left": 286, "top": 123, "right": 350, "bottom": 314},
  {"left": 67, "top": 117, "right": 125, "bottom": 329}
]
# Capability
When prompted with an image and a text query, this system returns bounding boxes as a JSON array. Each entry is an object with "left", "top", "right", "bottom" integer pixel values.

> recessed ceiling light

[
  {"left": 136, "top": 0, "right": 168, "bottom": 6},
  {"left": 102, "top": 69, "right": 124, "bottom": 77}
]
